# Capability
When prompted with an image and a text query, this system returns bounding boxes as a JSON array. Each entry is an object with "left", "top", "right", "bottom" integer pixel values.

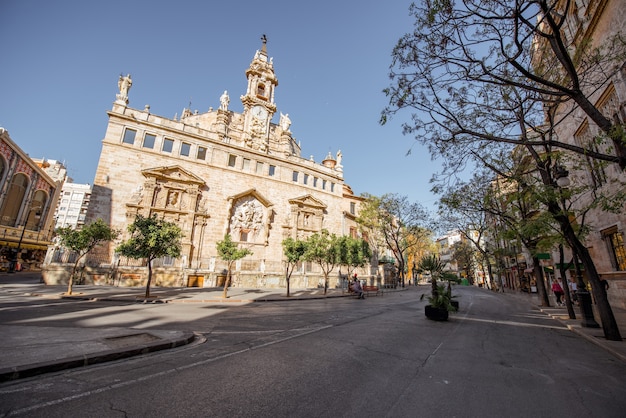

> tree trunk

[
  {"left": 223, "top": 267, "right": 231, "bottom": 299},
  {"left": 532, "top": 257, "right": 550, "bottom": 307},
  {"left": 558, "top": 244, "right": 577, "bottom": 319},
  {"left": 145, "top": 259, "right": 153, "bottom": 299},
  {"left": 553, "top": 207, "right": 622, "bottom": 341},
  {"left": 67, "top": 260, "right": 79, "bottom": 295}
]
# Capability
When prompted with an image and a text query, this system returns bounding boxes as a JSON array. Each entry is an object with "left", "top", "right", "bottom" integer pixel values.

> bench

[{"left": 363, "top": 285, "right": 382, "bottom": 296}]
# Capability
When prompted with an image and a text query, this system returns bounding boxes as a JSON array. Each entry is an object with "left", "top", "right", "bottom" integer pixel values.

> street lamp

[
  {"left": 553, "top": 166, "right": 600, "bottom": 328},
  {"left": 8, "top": 207, "right": 42, "bottom": 273}
]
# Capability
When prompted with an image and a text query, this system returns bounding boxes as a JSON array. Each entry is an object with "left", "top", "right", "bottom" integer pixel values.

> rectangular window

[
  {"left": 322, "top": 180, "right": 327, "bottom": 190},
  {"left": 292, "top": 171, "right": 299, "bottom": 182},
  {"left": 228, "top": 154, "right": 237, "bottom": 167},
  {"left": 243, "top": 158, "right": 250, "bottom": 171},
  {"left": 180, "top": 142, "right": 191, "bottom": 157},
  {"left": 269, "top": 165, "right": 276, "bottom": 176},
  {"left": 313, "top": 177, "right": 318, "bottom": 187},
  {"left": 240, "top": 230, "right": 249, "bottom": 242},
  {"left": 603, "top": 227, "right": 626, "bottom": 271},
  {"left": 256, "top": 161, "right": 264, "bottom": 174},
  {"left": 350, "top": 202, "right": 356, "bottom": 215},
  {"left": 574, "top": 121, "right": 606, "bottom": 188},
  {"left": 122, "top": 128, "right": 136, "bottom": 145},
  {"left": 331, "top": 183, "right": 335, "bottom": 192},
  {"left": 142, "top": 133, "right": 156, "bottom": 149},
  {"left": 162, "top": 138, "right": 174, "bottom": 153},
  {"left": 303, "top": 174, "right": 309, "bottom": 185},
  {"left": 197, "top": 146, "right": 207, "bottom": 160}
]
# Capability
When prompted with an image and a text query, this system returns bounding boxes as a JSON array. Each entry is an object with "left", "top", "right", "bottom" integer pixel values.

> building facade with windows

[
  {"left": 0, "top": 128, "right": 61, "bottom": 271},
  {"left": 530, "top": 0, "right": 626, "bottom": 308},
  {"left": 54, "top": 182, "right": 92, "bottom": 230},
  {"left": 43, "top": 40, "right": 370, "bottom": 288}
]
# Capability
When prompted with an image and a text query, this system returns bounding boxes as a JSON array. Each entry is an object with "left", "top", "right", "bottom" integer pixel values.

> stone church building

[{"left": 44, "top": 39, "right": 371, "bottom": 289}]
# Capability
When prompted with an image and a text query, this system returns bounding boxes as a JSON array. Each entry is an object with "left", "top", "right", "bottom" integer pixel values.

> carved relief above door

[{"left": 227, "top": 189, "right": 274, "bottom": 246}]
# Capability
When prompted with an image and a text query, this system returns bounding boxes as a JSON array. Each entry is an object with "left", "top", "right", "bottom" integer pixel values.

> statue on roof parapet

[
  {"left": 116, "top": 74, "right": 132, "bottom": 105},
  {"left": 220, "top": 90, "right": 230, "bottom": 111}
]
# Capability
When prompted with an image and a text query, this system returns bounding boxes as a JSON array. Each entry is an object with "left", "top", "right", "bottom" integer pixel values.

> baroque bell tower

[{"left": 240, "top": 35, "right": 278, "bottom": 152}]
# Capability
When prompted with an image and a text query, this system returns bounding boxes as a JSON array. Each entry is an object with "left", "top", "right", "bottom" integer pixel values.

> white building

[{"left": 54, "top": 182, "right": 92, "bottom": 229}]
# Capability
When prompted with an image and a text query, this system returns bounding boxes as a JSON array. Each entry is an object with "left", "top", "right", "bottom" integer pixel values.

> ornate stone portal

[{"left": 125, "top": 166, "right": 209, "bottom": 266}]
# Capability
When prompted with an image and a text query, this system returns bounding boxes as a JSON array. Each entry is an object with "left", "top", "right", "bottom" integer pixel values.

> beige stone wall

[{"left": 80, "top": 102, "right": 369, "bottom": 288}]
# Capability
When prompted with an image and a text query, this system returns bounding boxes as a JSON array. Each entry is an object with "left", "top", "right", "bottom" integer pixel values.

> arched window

[
  {"left": 257, "top": 83, "right": 266, "bottom": 97},
  {"left": 0, "top": 173, "right": 30, "bottom": 227},
  {"left": 0, "top": 157, "right": 6, "bottom": 184},
  {"left": 27, "top": 190, "right": 48, "bottom": 230}
]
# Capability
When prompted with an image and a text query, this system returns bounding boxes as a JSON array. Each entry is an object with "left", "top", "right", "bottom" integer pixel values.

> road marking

[{"left": 2, "top": 324, "right": 333, "bottom": 416}]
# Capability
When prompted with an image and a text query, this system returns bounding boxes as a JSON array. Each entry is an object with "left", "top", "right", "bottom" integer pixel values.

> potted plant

[{"left": 425, "top": 284, "right": 457, "bottom": 321}]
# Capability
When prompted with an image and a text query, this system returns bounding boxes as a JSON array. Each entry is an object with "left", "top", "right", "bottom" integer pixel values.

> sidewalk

[
  {"left": 0, "top": 278, "right": 401, "bottom": 382},
  {"left": 502, "top": 289, "right": 626, "bottom": 363}
]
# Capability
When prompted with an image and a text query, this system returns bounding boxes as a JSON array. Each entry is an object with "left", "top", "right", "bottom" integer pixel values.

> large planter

[{"left": 425, "top": 305, "right": 449, "bottom": 321}]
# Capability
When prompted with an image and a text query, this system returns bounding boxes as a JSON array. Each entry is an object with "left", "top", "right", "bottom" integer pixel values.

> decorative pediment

[
  {"left": 227, "top": 188, "right": 273, "bottom": 208},
  {"left": 141, "top": 165, "right": 205, "bottom": 185},
  {"left": 288, "top": 194, "right": 327, "bottom": 210}
]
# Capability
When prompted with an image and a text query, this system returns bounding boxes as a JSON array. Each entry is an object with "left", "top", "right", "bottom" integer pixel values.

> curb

[
  {"left": 539, "top": 307, "right": 626, "bottom": 364},
  {"left": 0, "top": 331, "right": 197, "bottom": 382}
]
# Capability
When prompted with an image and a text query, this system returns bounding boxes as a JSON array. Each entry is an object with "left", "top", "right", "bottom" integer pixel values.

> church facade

[{"left": 43, "top": 40, "right": 371, "bottom": 289}]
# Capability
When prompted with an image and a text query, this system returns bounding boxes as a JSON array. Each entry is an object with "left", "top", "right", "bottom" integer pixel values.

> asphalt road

[{"left": 1, "top": 284, "right": 625, "bottom": 417}]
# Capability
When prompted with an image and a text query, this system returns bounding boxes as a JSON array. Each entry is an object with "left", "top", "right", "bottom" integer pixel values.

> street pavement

[{"left": 1, "top": 272, "right": 625, "bottom": 382}]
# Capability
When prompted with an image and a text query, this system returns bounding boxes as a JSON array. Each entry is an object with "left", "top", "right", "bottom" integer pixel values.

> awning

[{"left": 0, "top": 240, "right": 49, "bottom": 251}]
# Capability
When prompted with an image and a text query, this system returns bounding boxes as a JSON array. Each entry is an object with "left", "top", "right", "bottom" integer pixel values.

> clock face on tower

[{"left": 251, "top": 105, "right": 268, "bottom": 120}]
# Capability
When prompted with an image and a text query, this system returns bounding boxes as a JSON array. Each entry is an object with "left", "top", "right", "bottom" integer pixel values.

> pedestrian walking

[{"left": 552, "top": 279, "right": 564, "bottom": 306}]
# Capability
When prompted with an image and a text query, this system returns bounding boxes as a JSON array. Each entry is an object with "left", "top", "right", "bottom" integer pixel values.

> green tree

[
  {"left": 304, "top": 230, "right": 341, "bottom": 295},
  {"left": 116, "top": 215, "right": 183, "bottom": 298},
  {"left": 339, "top": 236, "right": 372, "bottom": 279},
  {"left": 418, "top": 254, "right": 446, "bottom": 297},
  {"left": 358, "top": 193, "right": 431, "bottom": 285},
  {"left": 216, "top": 234, "right": 252, "bottom": 299},
  {"left": 56, "top": 219, "right": 119, "bottom": 295},
  {"left": 450, "top": 241, "right": 477, "bottom": 285},
  {"left": 282, "top": 237, "right": 307, "bottom": 297}
]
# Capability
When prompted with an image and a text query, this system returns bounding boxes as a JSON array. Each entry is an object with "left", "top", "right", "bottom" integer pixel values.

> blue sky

[{"left": 0, "top": 0, "right": 442, "bottom": 212}]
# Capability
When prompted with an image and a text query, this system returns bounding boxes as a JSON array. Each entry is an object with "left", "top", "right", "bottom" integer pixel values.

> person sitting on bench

[{"left": 352, "top": 275, "right": 364, "bottom": 299}]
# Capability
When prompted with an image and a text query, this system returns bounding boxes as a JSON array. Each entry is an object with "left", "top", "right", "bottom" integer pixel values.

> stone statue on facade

[
  {"left": 220, "top": 90, "right": 230, "bottom": 111},
  {"left": 280, "top": 112, "right": 291, "bottom": 131},
  {"left": 116, "top": 74, "right": 132, "bottom": 104}
]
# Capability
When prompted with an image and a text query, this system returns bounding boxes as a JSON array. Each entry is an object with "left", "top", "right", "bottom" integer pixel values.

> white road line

[{"left": 3, "top": 324, "right": 333, "bottom": 417}]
